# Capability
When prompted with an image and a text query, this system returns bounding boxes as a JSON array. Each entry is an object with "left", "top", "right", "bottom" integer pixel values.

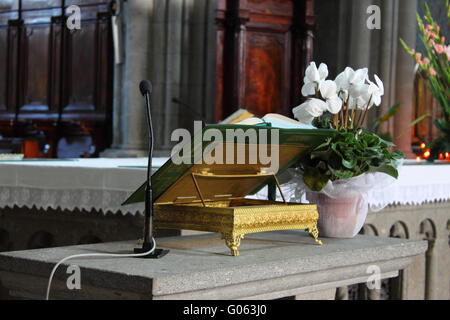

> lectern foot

[
  {"left": 222, "top": 234, "right": 244, "bottom": 256},
  {"left": 307, "top": 225, "right": 323, "bottom": 245}
]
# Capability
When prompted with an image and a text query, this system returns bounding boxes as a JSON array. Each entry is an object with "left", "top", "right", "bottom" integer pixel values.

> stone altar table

[{"left": 0, "top": 231, "right": 427, "bottom": 300}]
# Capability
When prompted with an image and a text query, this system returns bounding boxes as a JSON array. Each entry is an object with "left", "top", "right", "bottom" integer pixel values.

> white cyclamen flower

[
  {"left": 301, "top": 62, "right": 329, "bottom": 97},
  {"left": 367, "top": 74, "right": 384, "bottom": 107},
  {"left": 292, "top": 98, "right": 327, "bottom": 125},
  {"left": 353, "top": 74, "right": 384, "bottom": 109},
  {"left": 347, "top": 83, "right": 370, "bottom": 109},
  {"left": 326, "top": 96, "right": 343, "bottom": 114},
  {"left": 349, "top": 95, "right": 370, "bottom": 110},
  {"left": 335, "top": 67, "right": 368, "bottom": 93},
  {"left": 319, "top": 80, "right": 342, "bottom": 114}
]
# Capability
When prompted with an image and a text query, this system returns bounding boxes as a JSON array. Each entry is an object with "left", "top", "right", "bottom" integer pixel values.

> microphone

[
  {"left": 139, "top": 80, "right": 152, "bottom": 96},
  {"left": 134, "top": 80, "right": 169, "bottom": 258}
]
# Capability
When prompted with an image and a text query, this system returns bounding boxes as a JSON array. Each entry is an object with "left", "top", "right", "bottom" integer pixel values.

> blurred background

[{"left": 0, "top": 0, "right": 447, "bottom": 158}]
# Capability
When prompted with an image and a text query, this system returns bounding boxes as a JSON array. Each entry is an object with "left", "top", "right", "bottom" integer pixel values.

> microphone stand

[{"left": 134, "top": 85, "right": 169, "bottom": 259}]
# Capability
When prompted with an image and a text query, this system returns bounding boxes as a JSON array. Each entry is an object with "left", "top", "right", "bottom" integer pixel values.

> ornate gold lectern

[{"left": 123, "top": 124, "right": 332, "bottom": 256}]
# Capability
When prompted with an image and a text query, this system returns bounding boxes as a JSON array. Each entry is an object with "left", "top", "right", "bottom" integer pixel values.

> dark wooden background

[
  {"left": 0, "top": 0, "right": 315, "bottom": 157},
  {"left": 0, "top": 0, "right": 113, "bottom": 158},
  {"left": 214, "top": 0, "right": 315, "bottom": 121}
]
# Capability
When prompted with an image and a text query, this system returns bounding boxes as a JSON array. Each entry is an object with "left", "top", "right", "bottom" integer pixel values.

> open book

[
  {"left": 219, "top": 109, "right": 255, "bottom": 124},
  {"left": 236, "top": 113, "right": 314, "bottom": 129}
]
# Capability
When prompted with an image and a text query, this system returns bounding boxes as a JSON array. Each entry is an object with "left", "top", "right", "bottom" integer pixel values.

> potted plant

[
  {"left": 291, "top": 62, "right": 403, "bottom": 238},
  {"left": 400, "top": 1, "right": 450, "bottom": 161}
]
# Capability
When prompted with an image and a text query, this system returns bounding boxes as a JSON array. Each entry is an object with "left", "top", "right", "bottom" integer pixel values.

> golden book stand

[
  {"left": 153, "top": 170, "right": 322, "bottom": 256},
  {"left": 123, "top": 124, "right": 331, "bottom": 256}
]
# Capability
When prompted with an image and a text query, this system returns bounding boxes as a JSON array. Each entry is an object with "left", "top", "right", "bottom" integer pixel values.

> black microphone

[
  {"left": 139, "top": 80, "right": 152, "bottom": 96},
  {"left": 134, "top": 80, "right": 169, "bottom": 258}
]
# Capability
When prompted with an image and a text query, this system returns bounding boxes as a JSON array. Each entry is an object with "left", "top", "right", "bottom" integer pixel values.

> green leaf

[
  {"left": 329, "top": 166, "right": 354, "bottom": 180},
  {"left": 297, "top": 129, "right": 403, "bottom": 185},
  {"left": 434, "top": 119, "right": 450, "bottom": 135},
  {"left": 303, "top": 167, "right": 330, "bottom": 192},
  {"left": 407, "top": 112, "right": 430, "bottom": 129},
  {"left": 342, "top": 157, "right": 356, "bottom": 169},
  {"left": 373, "top": 103, "right": 401, "bottom": 131}
]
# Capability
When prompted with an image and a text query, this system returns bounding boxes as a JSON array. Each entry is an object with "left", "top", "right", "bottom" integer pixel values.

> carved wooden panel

[
  {"left": 17, "top": 5, "right": 62, "bottom": 120},
  {"left": 61, "top": 4, "right": 112, "bottom": 122},
  {"left": 243, "top": 32, "right": 286, "bottom": 114},
  {"left": 0, "top": 0, "right": 113, "bottom": 158},
  {"left": 0, "top": 2, "right": 19, "bottom": 127},
  {"left": 215, "top": 0, "right": 315, "bottom": 121}
]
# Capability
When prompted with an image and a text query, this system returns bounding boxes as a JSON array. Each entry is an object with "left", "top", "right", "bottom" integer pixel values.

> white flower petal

[
  {"left": 372, "top": 95, "right": 382, "bottom": 106},
  {"left": 301, "top": 82, "right": 316, "bottom": 97},
  {"left": 319, "top": 80, "right": 337, "bottom": 99},
  {"left": 292, "top": 102, "right": 315, "bottom": 125},
  {"left": 344, "top": 67, "right": 355, "bottom": 77},
  {"left": 351, "top": 68, "right": 368, "bottom": 85},
  {"left": 347, "top": 96, "right": 357, "bottom": 110},
  {"left": 292, "top": 98, "right": 327, "bottom": 125},
  {"left": 318, "top": 63, "right": 329, "bottom": 81},
  {"left": 305, "top": 62, "right": 320, "bottom": 82},
  {"left": 374, "top": 74, "right": 384, "bottom": 96},
  {"left": 326, "top": 95, "right": 343, "bottom": 114},
  {"left": 349, "top": 83, "right": 369, "bottom": 98},
  {"left": 367, "top": 81, "right": 378, "bottom": 95},
  {"left": 308, "top": 98, "right": 329, "bottom": 115},
  {"left": 355, "top": 96, "right": 368, "bottom": 110},
  {"left": 335, "top": 67, "right": 354, "bottom": 90}
]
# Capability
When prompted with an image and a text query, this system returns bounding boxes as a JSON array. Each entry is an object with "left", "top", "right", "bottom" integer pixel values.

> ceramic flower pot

[{"left": 306, "top": 192, "right": 368, "bottom": 238}]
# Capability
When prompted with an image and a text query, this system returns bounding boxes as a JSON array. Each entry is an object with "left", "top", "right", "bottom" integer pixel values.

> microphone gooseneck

[
  {"left": 143, "top": 82, "right": 153, "bottom": 247},
  {"left": 134, "top": 80, "right": 169, "bottom": 258}
]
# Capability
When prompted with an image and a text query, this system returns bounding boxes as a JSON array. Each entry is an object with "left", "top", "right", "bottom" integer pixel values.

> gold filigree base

[{"left": 154, "top": 199, "right": 322, "bottom": 256}]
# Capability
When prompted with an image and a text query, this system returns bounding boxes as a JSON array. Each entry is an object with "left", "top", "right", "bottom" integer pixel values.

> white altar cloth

[
  {"left": 369, "top": 161, "right": 450, "bottom": 206},
  {"left": 0, "top": 158, "right": 449, "bottom": 215},
  {"left": 0, "top": 158, "right": 167, "bottom": 215},
  {"left": 252, "top": 160, "right": 450, "bottom": 208}
]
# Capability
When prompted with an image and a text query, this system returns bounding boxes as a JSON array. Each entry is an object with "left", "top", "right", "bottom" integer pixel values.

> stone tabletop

[{"left": 0, "top": 231, "right": 428, "bottom": 300}]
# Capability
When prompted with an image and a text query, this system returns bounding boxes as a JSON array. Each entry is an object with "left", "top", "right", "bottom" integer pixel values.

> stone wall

[
  {"left": 0, "top": 207, "right": 177, "bottom": 252},
  {"left": 338, "top": 202, "right": 450, "bottom": 300},
  {"left": 103, "top": 0, "right": 217, "bottom": 157}
]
